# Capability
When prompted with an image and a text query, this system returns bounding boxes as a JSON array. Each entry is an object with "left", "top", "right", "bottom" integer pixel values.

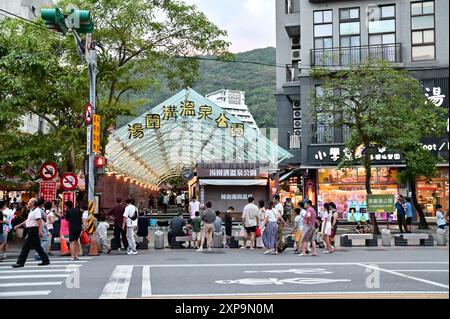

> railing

[
  {"left": 288, "top": 132, "right": 301, "bottom": 150},
  {"left": 310, "top": 43, "right": 402, "bottom": 67},
  {"left": 311, "top": 124, "right": 351, "bottom": 144}
]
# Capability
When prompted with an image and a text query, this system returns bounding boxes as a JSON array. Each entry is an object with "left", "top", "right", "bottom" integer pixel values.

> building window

[
  {"left": 368, "top": 4, "right": 396, "bottom": 62},
  {"left": 314, "top": 85, "right": 334, "bottom": 144},
  {"left": 411, "top": 1, "right": 435, "bottom": 61},
  {"left": 340, "top": 7, "right": 360, "bottom": 65},
  {"left": 313, "top": 10, "right": 333, "bottom": 66}
]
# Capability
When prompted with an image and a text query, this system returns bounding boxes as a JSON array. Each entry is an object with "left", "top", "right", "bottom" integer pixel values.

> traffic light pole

[{"left": 87, "top": 48, "right": 97, "bottom": 213}]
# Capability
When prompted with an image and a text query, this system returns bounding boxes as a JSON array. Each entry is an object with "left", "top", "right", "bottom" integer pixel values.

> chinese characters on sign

[
  {"left": 425, "top": 87, "right": 445, "bottom": 107},
  {"left": 231, "top": 123, "right": 244, "bottom": 137},
  {"left": 209, "top": 169, "right": 258, "bottom": 177},
  {"left": 366, "top": 194, "right": 395, "bottom": 213},
  {"left": 92, "top": 114, "right": 101, "bottom": 154},
  {"left": 216, "top": 113, "right": 230, "bottom": 128},
  {"left": 198, "top": 105, "right": 213, "bottom": 120},
  {"left": 163, "top": 105, "right": 178, "bottom": 120},
  {"left": 309, "top": 145, "right": 402, "bottom": 164},
  {"left": 220, "top": 194, "right": 254, "bottom": 200},
  {"left": 180, "top": 101, "right": 196, "bottom": 117},
  {"left": 146, "top": 114, "right": 160, "bottom": 129},
  {"left": 128, "top": 123, "right": 144, "bottom": 139},
  {"left": 39, "top": 181, "right": 57, "bottom": 202}
]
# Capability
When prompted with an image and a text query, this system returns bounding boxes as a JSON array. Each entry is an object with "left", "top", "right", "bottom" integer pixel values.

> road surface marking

[
  {"left": 0, "top": 264, "right": 82, "bottom": 269},
  {"left": 99, "top": 265, "right": 133, "bottom": 299},
  {"left": 1, "top": 257, "right": 92, "bottom": 262},
  {"left": 215, "top": 277, "right": 351, "bottom": 285},
  {"left": 0, "top": 291, "right": 51, "bottom": 297},
  {"left": 142, "top": 266, "right": 152, "bottom": 297},
  {"left": 0, "top": 269, "right": 78, "bottom": 274},
  {"left": 391, "top": 270, "right": 449, "bottom": 272},
  {"left": 0, "top": 274, "right": 70, "bottom": 279},
  {"left": 357, "top": 263, "right": 449, "bottom": 289},
  {"left": 0, "top": 282, "right": 63, "bottom": 288},
  {"left": 244, "top": 268, "right": 332, "bottom": 275},
  {"left": 0, "top": 260, "right": 87, "bottom": 265}
]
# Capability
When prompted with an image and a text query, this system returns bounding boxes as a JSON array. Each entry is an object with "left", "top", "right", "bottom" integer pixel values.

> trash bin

[
  {"left": 381, "top": 228, "right": 391, "bottom": 246},
  {"left": 436, "top": 228, "right": 446, "bottom": 246},
  {"left": 213, "top": 232, "right": 223, "bottom": 248},
  {"left": 154, "top": 230, "right": 165, "bottom": 249}
]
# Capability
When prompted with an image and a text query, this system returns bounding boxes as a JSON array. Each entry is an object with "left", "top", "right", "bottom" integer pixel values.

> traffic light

[
  {"left": 69, "top": 9, "right": 94, "bottom": 34},
  {"left": 41, "top": 8, "right": 68, "bottom": 34},
  {"left": 95, "top": 156, "right": 106, "bottom": 168}
]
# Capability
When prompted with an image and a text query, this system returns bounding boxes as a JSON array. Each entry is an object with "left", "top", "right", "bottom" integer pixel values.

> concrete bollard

[
  {"left": 436, "top": 228, "right": 446, "bottom": 246},
  {"left": 381, "top": 228, "right": 391, "bottom": 246},
  {"left": 154, "top": 230, "right": 165, "bottom": 249}
]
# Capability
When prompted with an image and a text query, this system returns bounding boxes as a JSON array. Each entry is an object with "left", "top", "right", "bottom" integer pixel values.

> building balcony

[
  {"left": 311, "top": 124, "right": 352, "bottom": 144},
  {"left": 286, "top": 64, "right": 301, "bottom": 82},
  {"left": 310, "top": 43, "right": 402, "bottom": 67}
]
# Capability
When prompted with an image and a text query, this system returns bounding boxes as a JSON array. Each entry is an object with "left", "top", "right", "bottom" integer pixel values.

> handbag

[
  {"left": 80, "top": 231, "right": 90, "bottom": 245},
  {"left": 255, "top": 226, "right": 261, "bottom": 238},
  {"left": 239, "top": 226, "right": 247, "bottom": 239}
]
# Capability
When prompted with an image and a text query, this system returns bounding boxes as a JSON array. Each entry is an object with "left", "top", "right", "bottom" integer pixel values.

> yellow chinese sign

[
  {"left": 180, "top": 101, "right": 196, "bottom": 117},
  {"left": 92, "top": 114, "right": 101, "bottom": 154},
  {"left": 163, "top": 105, "right": 178, "bottom": 120},
  {"left": 231, "top": 123, "right": 244, "bottom": 137},
  {"left": 146, "top": 114, "right": 160, "bottom": 129},
  {"left": 216, "top": 113, "right": 230, "bottom": 128},
  {"left": 198, "top": 105, "right": 213, "bottom": 120},
  {"left": 128, "top": 123, "right": 144, "bottom": 139}
]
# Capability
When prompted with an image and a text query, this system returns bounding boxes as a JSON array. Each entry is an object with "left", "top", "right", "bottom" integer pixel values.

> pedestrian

[
  {"left": 321, "top": 203, "right": 334, "bottom": 254},
  {"left": 273, "top": 195, "right": 284, "bottom": 220},
  {"left": 191, "top": 211, "right": 202, "bottom": 249},
  {"left": 224, "top": 207, "right": 234, "bottom": 248},
  {"left": 163, "top": 193, "right": 169, "bottom": 213},
  {"left": 96, "top": 216, "right": 112, "bottom": 254},
  {"left": 44, "top": 201, "right": 55, "bottom": 256},
  {"left": 197, "top": 202, "right": 216, "bottom": 252},
  {"left": 395, "top": 195, "right": 407, "bottom": 233},
  {"left": 11, "top": 198, "right": 50, "bottom": 267},
  {"left": 283, "top": 198, "right": 293, "bottom": 223},
  {"left": 405, "top": 198, "right": 414, "bottom": 233},
  {"left": 123, "top": 198, "right": 139, "bottom": 255},
  {"left": 214, "top": 211, "right": 223, "bottom": 233},
  {"left": 108, "top": 198, "right": 128, "bottom": 251},
  {"left": 262, "top": 201, "right": 281, "bottom": 255},
  {"left": 299, "top": 200, "right": 317, "bottom": 257},
  {"left": 51, "top": 200, "right": 61, "bottom": 218},
  {"left": 329, "top": 202, "right": 339, "bottom": 247},
  {"left": 436, "top": 204, "right": 447, "bottom": 230},
  {"left": 291, "top": 208, "right": 302, "bottom": 254},
  {"left": 276, "top": 207, "right": 287, "bottom": 254},
  {"left": 0, "top": 201, "right": 13, "bottom": 260},
  {"left": 189, "top": 197, "right": 200, "bottom": 221},
  {"left": 256, "top": 201, "right": 266, "bottom": 249},
  {"left": 157, "top": 193, "right": 164, "bottom": 213},
  {"left": 34, "top": 198, "right": 49, "bottom": 260},
  {"left": 242, "top": 196, "right": 259, "bottom": 249},
  {"left": 148, "top": 194, "right": 155, "bottom": 210},
  {"left": 168, "top": 212, "right": 187, "bottom": 247},
  {"left": 64, "top": 200, "right": 82, "bottom": 261}
]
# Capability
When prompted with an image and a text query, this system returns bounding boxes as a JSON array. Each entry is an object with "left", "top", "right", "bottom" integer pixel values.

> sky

[{"left": 183, "top": 0, "right": 275, "bottom": 53}]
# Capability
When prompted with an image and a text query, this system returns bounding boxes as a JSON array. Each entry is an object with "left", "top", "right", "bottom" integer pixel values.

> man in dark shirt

[
  {"left": 64, "top": 200, "right": 82, "bottom": 261},
  {"left": 168, "top": 213, "right": 187, "bottom": 247},
  {"left": 108, "top": 198, "right": 128, "bottom": 250}
]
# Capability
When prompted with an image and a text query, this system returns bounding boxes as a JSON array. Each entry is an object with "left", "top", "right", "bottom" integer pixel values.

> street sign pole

[{"left": 87, "top": 47, "right": 97, "bottom": 211}]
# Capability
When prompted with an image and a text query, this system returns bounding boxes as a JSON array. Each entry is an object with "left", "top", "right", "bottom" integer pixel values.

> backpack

[{"left": 130, "top": 207, "right": 138, "bottom": 221}]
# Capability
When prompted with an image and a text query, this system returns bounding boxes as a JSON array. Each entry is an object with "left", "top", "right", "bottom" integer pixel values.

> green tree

[{"left": 310, "top": 60, "right": 446, "bottom": 234}]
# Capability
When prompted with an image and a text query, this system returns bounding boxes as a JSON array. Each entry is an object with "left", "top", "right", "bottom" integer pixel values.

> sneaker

[
  {"left": 207, "top": 247, "right": 212, "bottom": 252},
  {"left": 294, "top": 251, "right": 301, "bottom": 255},
  {"left": 127, "top": 251, "right": 133, "bottom": 255},
  {"left": 68, "top": 258, "right": 75, "bottom": 261},
  {"left": 131, "top": 250, "right": 138, "bottom": 255},
  {"left": 249, "top": 247, "right": 255, "bottom": 250},
  {"left": 11, "top": 264, "right": 24, "bottom": 268},
  {"left": 38, "top": 262, "right": 50, "bottom": 266},
  {"left": 196, "top": 248, "right": 204, "bottom": 252},
  {"left": 298, "top": 253, "right": 308, "bottom": 257},
  {"left": 264, "top": 249, "right": 273, "bottom": 255},
  {"left": 224, "top": 244, "right": 230, "bottom": 248},
  {"left": 47, "top": 252, "right": 54, "bottom": 256}
]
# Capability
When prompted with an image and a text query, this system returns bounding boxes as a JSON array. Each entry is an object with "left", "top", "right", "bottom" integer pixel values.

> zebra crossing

[
  {"left": 0, "top": 257, "right": 92, "bottom": 298},
  {"left": 99, "top": 265, "right": 152, "bottom": 299}
]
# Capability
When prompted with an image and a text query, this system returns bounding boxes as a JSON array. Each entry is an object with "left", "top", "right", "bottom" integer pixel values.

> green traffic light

[
  {"left": 69, "top": 9, "right": 94, "bottom": 34},
  {"left": 41, "top": 8, "right": 68, "bottom": 34}
]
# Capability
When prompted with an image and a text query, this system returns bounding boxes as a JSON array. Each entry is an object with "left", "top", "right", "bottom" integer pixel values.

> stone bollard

[
  {"left": 436, "top": 228, "right": 446, "bottom": 246},
  {"left": 381, "top": 228, "right": 391, "bottom": 246}
]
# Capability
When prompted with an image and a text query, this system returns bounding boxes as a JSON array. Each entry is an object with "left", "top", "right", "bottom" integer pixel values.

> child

[
  {"left": 224, "top": 207, "right": 234, "bottom": 248},
  {"left": 191, "top": 211, "right": 202, "bottom": 249},
  {"left": 96, "top": 216, "right": 111, "bottom": 254},
  {"left": 291, "top": 208, "right": 302, "bottom": 254}
]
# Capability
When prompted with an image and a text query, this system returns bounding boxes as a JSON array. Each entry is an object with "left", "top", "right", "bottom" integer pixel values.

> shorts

[
  {"left": 294, "top": 230, "right": 302, "bottom": 242},
  {"left": 201, "top": 223, "right": 214, "bottom": 236},
  {"left": 406, "top": 217, "right": 412, "bottom": 225},
  {"left": 245, "top": 226, "right": 257, "bottom": 234},
  {"left": 69, "top": 230, "right": 81, "bottom": 242},
  {"left": 301, "top": 226, "right": 315, "bottom": 243},
  {"left": 192, "top": 232, "right": 201, "bottom": 241}
]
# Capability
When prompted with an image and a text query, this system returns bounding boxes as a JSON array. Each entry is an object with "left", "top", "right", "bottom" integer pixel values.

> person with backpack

[{"left": 123, "top": 198, "right": 138, "bottom": 255}]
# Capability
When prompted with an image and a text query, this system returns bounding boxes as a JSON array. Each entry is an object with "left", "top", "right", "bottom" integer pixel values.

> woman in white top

[
  {"left": 321, "top": 202, "right": 334, "bottom": 254},
  {"left": 262, "top": 201, "right": 282, "bottom": 255},
  {"left": 256, "top": 200, "right": 266, "bottom": 248},
  {"left": 44, "top": 202, "right": 55, "bottom": 255}
]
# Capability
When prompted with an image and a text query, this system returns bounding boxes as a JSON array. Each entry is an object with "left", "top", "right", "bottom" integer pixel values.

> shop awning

[
  {"left": 279, "top": 170, "right": 295, "bottom": 182},
  {"left": 199, "top": 179, "right": 267, "bottom": 186},
  {"left": 105, "top": 88, "right": 293, "bottom": 187}
]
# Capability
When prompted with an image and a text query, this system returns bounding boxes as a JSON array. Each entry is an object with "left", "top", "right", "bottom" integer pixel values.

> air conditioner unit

[
  {"left": 293, "top": 110, "right": 301, "bottom": 119},
  {"left": 293, "top": 129, "right": 301, "bottom": 135},
  {"left": 292, "top": 100, "right": 301, "bottom": 109},
  {"left": 293, "top": 119, "right": 302, "bottom": 129},
  {"left": 291, "top": 37, "right": 300, "bottom": 47},
  {"left": 291, "top": 49, "right": 301, "bottom": 61}
]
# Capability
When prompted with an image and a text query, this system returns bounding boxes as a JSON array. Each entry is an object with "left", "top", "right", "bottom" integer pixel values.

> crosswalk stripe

[
  {"left": 0, "top": 282, "right": 63, "bottom": 288},
  {"left": 142, "top": 266, "right": 152, "bottom": 297},
  {"left": 0, "top": 269, "right": 78, "bottom": 274},
  {"left": 99, "top": 265, "right": 133, "bottom": 299},
  {"left": 0, "top": 291, "right": 51, "bottom": 297},
  {"left": 0, "top": 260, "right": 87, "bottom": 265},
  {"left": 0, "top": 264, "right": 82, "bottom": 269},
  {"left": 0, "top": 274, "right": 70, "bottom": 279},
  {"left": 1, "top": 257, "right": 92, "bottom": 262}
]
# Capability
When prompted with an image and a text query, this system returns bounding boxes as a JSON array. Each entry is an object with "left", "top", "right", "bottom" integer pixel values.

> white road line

[
  {"left": 0, "top": 264, "right": 82, "bottom": 269},
  {"left": 0, "top": 282, "right": 63, "bottom": 288},
  {"left": 144, "top": 291, "right": 449, "bottom": 298},
  {"left": 0, "top": 291, "right": 51, "bottom": 297},
  {"left": 391, "top": 270, "right": 449, "bottom": 272},
  {"left": 125, "top": 262, "right": 449, "bottom": 268},
  {"left": 0, "top": 274, "right": 70, "bottom": 279},
  {"left": 357, "top": 264, "right": 449, "bottom": 289},
  {"left": 1, "top": 257, "right": 92, "bottom": 262},
  {"left": 0, "top": 260, "right": 87, "bottom": 265},
  {"left": 142, "top": 266, "right": 152, "bottom": 297},
  {"left": 0, "top": 269, "right": 78, "bottom": 274},
  {"left": 99, "top": 265, "right": 134, "bottom": 299}
]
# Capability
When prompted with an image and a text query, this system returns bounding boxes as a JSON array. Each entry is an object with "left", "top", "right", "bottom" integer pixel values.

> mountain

[{"left": 123, "top": 47, "right": 277, "bottom": 128}]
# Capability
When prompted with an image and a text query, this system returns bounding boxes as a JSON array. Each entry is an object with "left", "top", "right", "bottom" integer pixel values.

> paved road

[{"left": 0, "top": 246, "right": 448, "bottom": 299}]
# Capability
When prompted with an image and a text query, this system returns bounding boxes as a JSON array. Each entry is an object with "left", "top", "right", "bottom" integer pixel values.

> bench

[
  {"left": 394, "top": 233, "right": 434, "bottom": 246},
  {"left": 173, "top": 236, "right": 193, "bottom": 248},
  {"left": 340, "top": 234, "right": 379, "bottom": 247}
]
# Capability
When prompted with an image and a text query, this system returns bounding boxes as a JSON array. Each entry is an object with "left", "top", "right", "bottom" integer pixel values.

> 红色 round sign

[
  {"left": 60, "top": 172, "right": 78, "bottom": 191},
  {"left": 39, "top": 162, "right": 58, "bottom": 181}
]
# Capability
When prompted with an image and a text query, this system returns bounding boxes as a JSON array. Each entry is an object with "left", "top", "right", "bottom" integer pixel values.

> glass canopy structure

[{"left": 105, "top": 88, "right": 293, "bottom": 188}]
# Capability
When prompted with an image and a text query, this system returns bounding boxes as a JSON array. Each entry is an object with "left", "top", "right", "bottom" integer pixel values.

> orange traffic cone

[
  {"left": 60, "top": 234, "right": 70, "bottom": 256},
  {"left": 88, "top": 232, "right": 99, "bottom": 256}
]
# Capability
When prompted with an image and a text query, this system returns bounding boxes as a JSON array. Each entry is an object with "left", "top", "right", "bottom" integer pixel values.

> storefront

[
  {"left": 279, "top": 171, "right": 304, "bottom": 207},
  {"left": 317, "top": 167, "right": 401, "bottom": 220},
  {"left": 416, "top": 167, "right": 449, "bottom": 217}
]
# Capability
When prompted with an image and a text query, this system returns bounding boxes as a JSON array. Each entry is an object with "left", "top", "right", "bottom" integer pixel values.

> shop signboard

[
  {"left": 197, "top": 167, "right": 268, "bottom": 179},
  {"left": 366, "top": 194, "right": 395, "bottom": 213}
]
